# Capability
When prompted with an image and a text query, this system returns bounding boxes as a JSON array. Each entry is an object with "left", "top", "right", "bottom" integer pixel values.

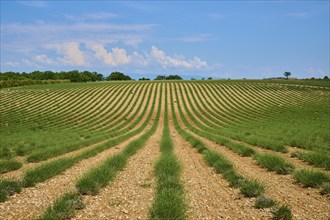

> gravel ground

[
  {"left": 174, "top": 103, "right": 330, "bottom": 219},
  {"left": 73, "top": 82, "right": 164, "bottom": 220},
  {"left": 167, "top": 90, "right": 272, "bottom": 219}
]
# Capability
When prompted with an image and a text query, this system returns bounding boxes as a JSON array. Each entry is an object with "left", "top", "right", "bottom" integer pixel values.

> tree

[
  {"left": 138, "top": 77, "right": 150, "bottom": 81},
  {"left": 154, "top": 75, "right": 166, "bottom": 80},
  {"left": 106, "top": 72, "right": 131, "bottom": 81},
  {"left": 284, "top": 72, "right": 291, "bottom": 80},
  {"left": 165, "top": 75, "right": 182, "bottom": 80},
  {"left": 324, "top": 76, "right": 329, "bottom": 80}
]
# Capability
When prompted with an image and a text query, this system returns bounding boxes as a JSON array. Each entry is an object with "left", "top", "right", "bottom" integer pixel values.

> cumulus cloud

[
  {"left": 88, "top": 44, "right": 148, "bottom": 67},
  {"left": 47, "top": 42, "right": 88, "bottom": 66},
  {"left": 150, "top": 46, "right": 208, "bottom": 69},
  {"left": 34, "top": 54, "right": 54, "bottom": 64}
]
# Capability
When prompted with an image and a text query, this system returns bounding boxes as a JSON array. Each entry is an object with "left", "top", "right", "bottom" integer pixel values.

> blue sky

[{"left": 1, "top": 1, "right": 329, "bottom": 79}]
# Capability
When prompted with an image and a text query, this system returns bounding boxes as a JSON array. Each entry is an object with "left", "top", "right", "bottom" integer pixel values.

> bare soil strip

[
  {"left": 171, "top": 127, "right": 273, "bottom": 219},
  {"left": 0, "top": 84, "right": 153, "bottom": 180},
  {"left": 167, "top": 88, "right": 271, "bottom": 219},
  {"left": 187, "top": 131, "right": 330, "bottom": 219},
  {"left": 73, "top": 118, "right": 162, "bottom": 220},
  {"left": 174, "top": 85, "right": 330, "bottom": 219},
  {"left": 180, "top": 83, "right": 329, "bottom": 174},
  {"left": 73, "top": 83, "right": 164, "bottom": 220},
  {"left": 0, "top": 130, "right": 152, "bottom": 220}
]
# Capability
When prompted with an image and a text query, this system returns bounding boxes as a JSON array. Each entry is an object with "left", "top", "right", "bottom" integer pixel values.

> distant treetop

[
  {"left": 154, "top": 75, "right": 182, "bottom": 80},
  {"left": 105, "top": 72, "right": 132, "bottom": 81}
]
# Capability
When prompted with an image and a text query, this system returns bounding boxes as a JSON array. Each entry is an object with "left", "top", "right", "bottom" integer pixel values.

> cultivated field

[{"left": 0, "top": 80, "right": 329, "bottom": 219}]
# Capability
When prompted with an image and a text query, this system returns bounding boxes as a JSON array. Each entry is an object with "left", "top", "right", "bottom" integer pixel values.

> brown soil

[
  {"left": 0, "top": 84, "right": 154, "bottom": 180},
  {"left": 73, "top": 82, "right": 164, "bottom": 220},
  {"left": 73, "top": 120, "right": 162, "bottom": 220},
  {"left": 0, "top": 131, "right": 149, "bottom": 220},
  {"left": 1, "top": 82, "right": 329, "bottom": 220},
  {"left": 174, "top": 103, "right": 330, "bottom": 219},
  {"left": 169, "top": 121, "right": 272, "bottom": 219}
]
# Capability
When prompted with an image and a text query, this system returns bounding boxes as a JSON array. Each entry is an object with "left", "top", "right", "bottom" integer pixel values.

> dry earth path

[
  {"left": 73, "top": 115, "right": 162, "bottom": 220},
  {"left": 181, "top": 127, "right": 330, "bottom": 220},
  {"left": 0, "top": 130, "right": 150, "bottom": 220},
  {"left": 73, "top": 83, "right": 164, "bottom": 220},
  {"left": 173, "top": 84, "right": 330, "bottom": 219},
  {"left": 167, "top": 88, "right": 272, "bottom": 219},
  {"left": 0, "top": 84, "right": 153, "bottom": 180}
]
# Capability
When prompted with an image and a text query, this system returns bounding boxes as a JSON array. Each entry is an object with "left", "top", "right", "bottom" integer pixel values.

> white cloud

[
  {"left": 46, "top": 42, "right": 88, "bottom": 66},
  {"left": 88, "top": 44, "right": 148, "bottom": 67},
  {"left": 22, "top": 59, "right": 42, "bottom": 68},
  {"left": 3, "top": 61, "right": 20, "bottom": 67},
  {"left": 1, "top": 21, "right": 154, "bottom": 52},
  {"left": 150, "top": 46, "right": 208, "bottom": 69},
  {"left": 34, "top": 54, "right": 54, "bottom": 64}
]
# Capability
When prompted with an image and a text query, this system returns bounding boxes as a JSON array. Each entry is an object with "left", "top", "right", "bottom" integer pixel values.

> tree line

[
  {"left": 0, "top": 71, "right": 185, "bottom": 88},
  {"left": 0, "top": 70, "right": 104, "bottom": 82}
]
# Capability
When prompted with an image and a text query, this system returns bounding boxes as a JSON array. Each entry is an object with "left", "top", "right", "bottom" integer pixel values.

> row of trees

[
  {"left": 154, "top": 75, "right": 183, "bottom": 80},
  {"left": 0, "top": 71, "right": 185, "bottom": 82},
  {"left": 0, "top": 71, "right": 104, "bottom": 82}
]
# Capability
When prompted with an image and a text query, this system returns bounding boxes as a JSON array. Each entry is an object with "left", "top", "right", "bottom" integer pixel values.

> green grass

[
  {"left": 149, "top": 154, "right": 185, "bottom": 220},
  {"left": 292, "top": 151, "right": 330, "bottom": 170},
  {"left": 2, "top": 83, "right": 158, "bottom": 200},
  {"left": 272, "top": 205, "right": 292, "bottom": 220},
  {"left": 240, "top": 180, "right": 265, "bottom": 197},
  {"left": 76, "top": 154, "right": 126, "bottom": 195},
  {"left": 204, "top": 151, "right": 233, "bottom": 174},
  {"left": 149, "top": 85, "right": 186, "bottom": 220},
  {"left": 294, "top": 169, "right": 330, "bottom": 188},
  {"left": 0, "top": 180, "right": 22, "bottom": 202},
  {"left": 23, "top": 158, "right": 77, "bottom": 187},
  {"left": 77, "top": 84, "right": 162, "bottom": 195},
  {"left": 254, "top": 153, "right": 295, "bottom": 174},
  {"left": 0, "top": 147, "right": 14, "bottom": 159},
  {"left": 255, "top": 195, "right": 276, "bottom": 209},
  {"left": 0, "top": 160, "right": 22, "bottom": 173},
  {"left": 39, "top": 192, "right": 84, "bottom": 220}
]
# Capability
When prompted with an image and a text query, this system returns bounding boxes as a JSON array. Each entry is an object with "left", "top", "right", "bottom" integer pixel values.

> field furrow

[{"left": 1, "top": 80, "right": 329, "bottom": 219}]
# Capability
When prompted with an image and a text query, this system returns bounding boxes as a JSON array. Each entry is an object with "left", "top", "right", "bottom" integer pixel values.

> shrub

[
  {"left": 272, "top": 205, "right": 292, "bottom": 220},
  {"left": 320, "top": 182, "right": 330, "bottom": 195},
  {"left": 240, "top": 180, "right": 265, "bottom": 197},
  {"left": 40, "top": 192, "right": 84, "bottom": 219},
  {"left": 0, "top": 160, "right": 22, "bottom": 173},
  {"left": 255, "top": 195, "right": 276, "bottom": 209},
  {"left": 223, "top": 171, "right": 246, "bottom": 188},
  {"left": 254, "top": 153, "right": 294, "bottom": 174},
  {"left": 294, "top": 169, "right": 330, "bottom": 188},
  {"left": 0, "top": 180, "right": 22, "bottom": 202}
]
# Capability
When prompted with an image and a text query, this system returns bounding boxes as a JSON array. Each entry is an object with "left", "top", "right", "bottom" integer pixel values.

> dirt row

[
  {"left": 172, "top": 83, "right": 330, "bottom": 219},
  {"left": 1, "top": 82, "right": 329, "bottom": 220},
  {"left": 0, "top": 85, "right": 160, "bottom": 220},
  {"left": 0, "top": 84, "right": 155, "bottom": 180},
  {"left": 73, "top": 84, "right": 165, "bottom": 220},
  {"left": 177, "top": 82, "right": 329, "bottom": 174}
]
